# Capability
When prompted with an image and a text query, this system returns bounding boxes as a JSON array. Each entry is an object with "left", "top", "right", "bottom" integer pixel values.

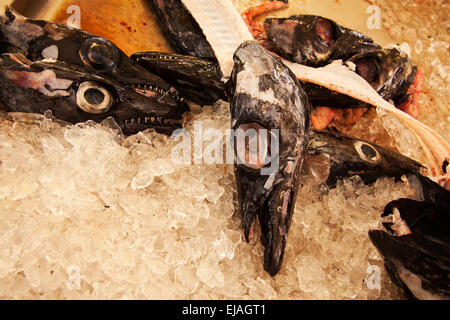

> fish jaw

[
  {"left": 131, "top": 51, "right": 226, "bottom": 106},
  {"left": 227, "top": 41, "right": 311, "bottom": 276},
  {"left": 348, "top": 48, "right": 420, "bottom": 111},
  {"left": 0, "top": 53, "right": 187, "bottom": 135},
  {"left": 0, "top": 7, "right": 189, "bottom": 135}
]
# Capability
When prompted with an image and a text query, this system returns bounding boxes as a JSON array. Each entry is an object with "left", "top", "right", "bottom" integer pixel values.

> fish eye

[
  {"left": 76, "top": 81, "right": 113, "bottom": 114},
  {"left": 354, "top": 56, "right": 379, "bottom": 84},
  {"left": 80, "top": 37, "right": 119, "bottom": 70},
  {"left": 235, "top": 122, "right": 273, "bottom": 169},
  {"left": 354, "top": 141, "right": 380, "bottom": 163},
  {"left": 315, "top": 18, "right": 336, "bottom": 45}
]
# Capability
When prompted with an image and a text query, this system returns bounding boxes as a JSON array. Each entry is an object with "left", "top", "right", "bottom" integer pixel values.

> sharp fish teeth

[
  {"left": 122, "top": 117, "right": 171, "bottom": 125},
  {"left": 132, "top": 84, "right": 185, "bottom": 103}
]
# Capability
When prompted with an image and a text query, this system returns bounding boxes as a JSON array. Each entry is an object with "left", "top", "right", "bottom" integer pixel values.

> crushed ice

[
  {"left": 2, "top": 0, "right": 447, "bottom": 299},
  {"left": 0, "top": 101, "right": 415, "bottom": 299}
]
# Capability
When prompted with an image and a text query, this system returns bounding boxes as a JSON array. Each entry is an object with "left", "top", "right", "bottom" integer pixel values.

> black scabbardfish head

[
  {"left": 368, "top": 175, "right": 450, "bottom": 300},
  {"left": 131, "top": 51, "right": 226, "bottom": 106},
  {"left": 0, "top": 53, "right": 186, "bottom": 135},
  {"left": 348, "top": 47, "right": 417, "bottom": 107},
  {"left": 226, "top": 41, "right": 311, "bottom": 276},
  {"left": 304, "top": 130, "right": 425, "bottom": 188},
  {"left": 263, "top": 15, "right": 380, "bottom": 67},
  {"left": 0, "top": 8, "right": 188, "bottom": 135}
]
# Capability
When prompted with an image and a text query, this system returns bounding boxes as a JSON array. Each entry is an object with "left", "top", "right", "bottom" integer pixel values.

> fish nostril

[{"left": 316, "top": 18, "right": 335, "bottom": 45}]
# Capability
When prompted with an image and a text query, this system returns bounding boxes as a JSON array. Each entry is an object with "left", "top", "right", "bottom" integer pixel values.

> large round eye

[
  {"left": 355, "top": 57, "right": 379, "bottom": 84},
  {"left": 316, "top": 18, "right": 335, "bottom": 45},
  {"left": 354, "top": 141, "right": 380, "bottom": 163},
  {"left": 76, "top": 81, "right": 113, "bottom": 114},
  {"left": 80, "top": 37, "right": 119, "bottom": 70},
  {"left": 235, "top": 122, "right": 273, "bottom": 169}
]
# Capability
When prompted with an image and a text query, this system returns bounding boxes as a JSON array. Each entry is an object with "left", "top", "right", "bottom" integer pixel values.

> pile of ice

[
  {"left": 0, "top": 101, "right": 416, "bottom": 299},
  {"left": 375, "top": 0, "right": 450, "bottom": 142}
]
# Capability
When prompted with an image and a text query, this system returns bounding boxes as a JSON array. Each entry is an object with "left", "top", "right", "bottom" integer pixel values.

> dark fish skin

[
  {"left": 369, "top": 175, "right": 450, "bottom": 300},
  {"left": 301, "top": 46, "right": 417, "bottom": 109},
  {"left": 369, "top": 231, "right": 450, "bottom": 300},
  {"left": 263, "top": 15, "right": 380, "bottom": 67},
  {"left": 130, "top": 52, "right": 368, "bottom": 109},
  {"left": 147, "top": 0, "right": 216, "bottom": 60},
  {"left": 348, "top": 48, "right": 417, "bottom": 107},
  {"left": 0, "top": 8, "right": 188, "bottom": 135},
  {"left": 0, "top": 53, "right": 185, "bottom": 135},
  {"left": 381, "top": 198, "right": 450, "bottom": 242},
  {"left": 227, "top": 41, "right": 311, "bottom": 276},
  {"left": 305, "top": 130, "right": 425, "bottom": 188},
  {"left": 301, "top": 82, "right": 372, "bottom": 109},
  {"left": 129, "top": 48, "right": 417, "bottom": 113},
  {"left": 131, "top": 51, "right": 226, "bottom": 105}
]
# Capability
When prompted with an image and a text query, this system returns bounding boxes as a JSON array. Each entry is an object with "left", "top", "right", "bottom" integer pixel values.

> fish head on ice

[
  {"left": 263, "top": 15, "right": 380, "bottom": 66},
  {"left": 0, "top": 7, "right": 188, "bottom": 135},
  {"left": 305, "top": 130, "right": 425, "bottom": 188},
  {"left": 227, "top": 41, "right": 311, "bottom": 276}
]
